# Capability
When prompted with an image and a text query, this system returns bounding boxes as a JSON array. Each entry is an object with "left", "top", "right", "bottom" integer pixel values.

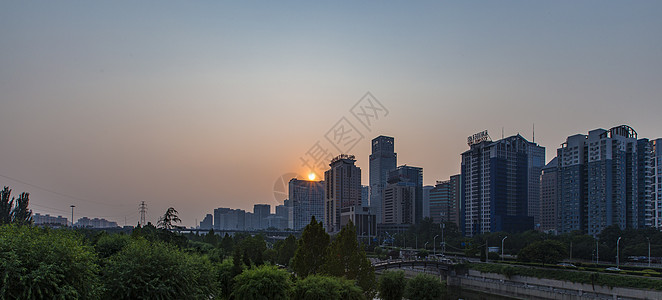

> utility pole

[
  {"left": 70, "top": 205, "right": 75, "bottom": 227},
  {"left": 139, "top": 201, "right": 147, "bottom": 226},
  {"left": 502, "top": 236, "right": 508, "bottom": 261}
]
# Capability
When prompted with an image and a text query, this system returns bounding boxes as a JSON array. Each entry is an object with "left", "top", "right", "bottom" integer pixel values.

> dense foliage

[
  {"left": 0, "top": 225, "right": 100, "bottom": 299},
  {"left": 292, "top": 216, "right": 329, "bottom": 277},
  {"left": 232, "top": 265, "right": 291, "bottom": 300},
  {"left": 0, "top": 186, "right": 33, "bottom": 225},
  {"left": 377, "top": 270, "right": 406, "bottom": 300},
  {"left": 403, "top": 273, "right": 445, "bottom": 300},
  {"left": 518, "top": 240, "right": 567, "bottom": 265},
  {"left": 291, "top": 275, "right": 364, "bottom": 300},
  {"left": 102, "top": 238, "right": 219, "bottom": 299}
]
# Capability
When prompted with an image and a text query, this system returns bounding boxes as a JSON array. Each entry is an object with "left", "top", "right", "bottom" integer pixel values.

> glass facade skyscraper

[{"left": 369, "top": 136, "right": 396, "bottom": 224}]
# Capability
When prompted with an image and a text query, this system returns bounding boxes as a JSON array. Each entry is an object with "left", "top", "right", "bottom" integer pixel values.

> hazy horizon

[{"left": 2, "top": 1, "right": 661, "bottom": 227}]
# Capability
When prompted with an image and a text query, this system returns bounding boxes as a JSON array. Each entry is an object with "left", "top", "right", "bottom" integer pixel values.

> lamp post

[
  {"left": 617, "top": 236, "right": 622, "bottom": 269},
  {"left": 596, "top": 239, "right": 599, "bottom": 265},
  {"left": 647, "top": 237, "right": 651, "bottom": 267},
  {"left": 70, "top": 205, "right": 75, "bottom": 227},
  {"left": 424, "top": 241, "right": 429, "bottom": 258},
  {"left": 501, "top": 236, "right": 508, "bottom": 261},
  {"left": 433, "top": 235, "right": 439, "bottom": 257}
]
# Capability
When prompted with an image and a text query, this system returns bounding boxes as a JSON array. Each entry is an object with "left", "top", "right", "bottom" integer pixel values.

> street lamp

[
  {"left": 617, "top": 236, "right": 622, "bottom": 269},
  {"left": 433, "top": 235, "right": 439, "bottom": 257},
  {"left": 501, "top": 236, "right": 508, "bottom": 261},
  {"left": 70, "top": 205, "right": 75, "bottom": 227},
  {"left": 647, "top": 237, "right": 651, "bottom": 267}
]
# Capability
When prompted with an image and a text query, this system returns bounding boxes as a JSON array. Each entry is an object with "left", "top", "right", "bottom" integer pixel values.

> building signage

[{"left": 467, "top": 130, "right": 490, "bottom": 146}]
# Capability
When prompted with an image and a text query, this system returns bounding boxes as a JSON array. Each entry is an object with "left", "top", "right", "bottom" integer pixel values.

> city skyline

[{"left": 2, "top": 2, "right": 662, "bottom": 227}]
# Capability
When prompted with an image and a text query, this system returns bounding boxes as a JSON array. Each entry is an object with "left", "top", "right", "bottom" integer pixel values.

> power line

[{"left": 0, "top": 173, "right": 121, "bottom": 207}]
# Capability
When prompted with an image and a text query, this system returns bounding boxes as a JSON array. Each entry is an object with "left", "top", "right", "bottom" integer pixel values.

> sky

[{"left": 1, "top": 1, "right": 661, "bottom": 227}]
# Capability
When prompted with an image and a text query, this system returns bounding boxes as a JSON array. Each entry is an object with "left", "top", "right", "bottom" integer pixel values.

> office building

[
  {"left": 540, "top": 157, "right": 558, "bottom": 233},
  {"left": 461, "top": 132, "right": 544, "bottom": 236},
  {"left": 382, "top": 165, "right": 423, "bottom": 224},
  {"left": 369, "top": 136, "right": 397, "bottom": 224},
  {"left": 288, "top": 178, "right": 324, "bottom": 230},
  {"left": 423, "top": 185, "right": 433, "bottom": 219},
  {"left": 325, "top": 154, "right": 362, "bottom": 234},
  {"left": 430, "top": 175, "right": 461, "bottom": 227}
]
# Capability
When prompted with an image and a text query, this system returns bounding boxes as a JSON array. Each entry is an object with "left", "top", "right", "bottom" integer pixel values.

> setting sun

[{"left": 308, "top": 173, "right": 316, "bottom": 180}]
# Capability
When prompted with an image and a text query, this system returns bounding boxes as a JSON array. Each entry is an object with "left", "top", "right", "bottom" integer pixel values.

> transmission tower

[{"left": 139, "top": 201, "right": 147, "bottom": 226}]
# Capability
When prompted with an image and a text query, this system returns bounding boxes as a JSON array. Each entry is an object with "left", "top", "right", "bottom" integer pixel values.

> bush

[
  {"left": 102, "top": 238, "right": 218, "bottom": 299},
  {"left": 378, "top": 270, "right": 406, "bottom": 300},
  {"left": 95, "top": 233, "right": 130, "bottom": 259},
  {"left": 292, "top": 275, "right": 364, "bottom": 300},
  {"left": 0, "top": 225, "right": 101, "bottom": 299},
  {"left": 233, "top": 265, "right": 291, "bottom": 300},
  {"left": 403, "top": 274, "right": 445, "bottom": 300}
]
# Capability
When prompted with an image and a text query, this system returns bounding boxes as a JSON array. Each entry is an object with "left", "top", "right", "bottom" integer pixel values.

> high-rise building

[
  {"left": 254, "top": 204, "right": 271, "bottom": 230},
  {"left": 461, "top": 132, "right": 544, "bottom": 236},
  {"left": 423, "top": 185, "right": 433, "bottom": 219},
  {"left": 383, "top": 183, "right": 415, "bottom": 225},
  {"left": 430, "top": 175, "right": 461, "bottom": 227},
  {"left": 199, "top": 214, "right": 213, "bottom": 230},
  {"left": 652, "top": 139, "right": 662, "bottom": 229},
  {"left": 557, "top": 125, "right": 647, "bottom": 236},
  {"left": 540, "top": 157, "right": 558, "bottom": 233},
  {"left": 369, "top": 136, "right": 397, "bottom": 224},
  {"left": 213, "top": 208, "right": 231, "bottom": 230},
  {"left": 383, "top": 165, "right": 423, "bottom": 224},
  {"left": 325, "top": 154, "right": 362, "bottom": 234},
  {"left": 288, "top": 178, "right": 324, "bottom": 230},
  {"left": 214, "top": 208, "right": 246, "bottom": 230},
  {"left": 638, "top": 139, "right": 654, "bottom": 229}
]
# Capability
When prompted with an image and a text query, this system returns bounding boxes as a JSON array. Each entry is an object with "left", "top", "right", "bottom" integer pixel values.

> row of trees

[
  {"left": 0, "top": 186, "right": 32, "bottom": 225},
  {"left": 385, "top": 217, "right": 662, "bottom": 265}
]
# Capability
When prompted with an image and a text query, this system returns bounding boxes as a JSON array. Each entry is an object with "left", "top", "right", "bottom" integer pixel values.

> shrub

[
  {"left": 292, "top": 275, "right": 364, "bottom": 300},
  {"left": 378, "top": 270, "right": 406, "bottom": 300},
  {"left": 403, "top": 274, "right": 445, "bottom": 300},
  {"left": 0, "top": 225, "right": 101, "bottom": 299},
  {"left": 233, "top": 265, "right": 291, "bottom": 300},
  {"left": 102, "top": 238, "right": 218, "bottom": 299}
]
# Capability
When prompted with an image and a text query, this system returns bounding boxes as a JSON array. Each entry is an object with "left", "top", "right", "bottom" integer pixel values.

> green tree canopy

[
  {"left": 378, "top": 270, "right": 406, "bottom": 300},
  {"left": 292, "top": 216, "right": 330, "bottom": 277},
  {"left": 102, "top": 238, "right": 218, "bottom": 299},
  {"left": 291, "top": 275, "right": 364, "bottom": 300},
  {"left": 0, "top": 225, "right": 100, "bottom": 299},
  {"left": 232, "top": 265, "right": 291, "bottom": 300},
  {"left": 275, "top": 234, "right": 297, "bottom": 266},
  {"left": 323, "top": 220, "right": 376, "bottom": 298},
  {"left": 403, "top": 274, "right": 445, "bottom": 300},
  {"left": 518, "top": 239, "right": 568, "bottom": 265}
]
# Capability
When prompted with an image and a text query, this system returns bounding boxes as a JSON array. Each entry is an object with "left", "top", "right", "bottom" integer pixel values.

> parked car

[{"left": 605, "top": 267, "right": 621, "bottom": 271}]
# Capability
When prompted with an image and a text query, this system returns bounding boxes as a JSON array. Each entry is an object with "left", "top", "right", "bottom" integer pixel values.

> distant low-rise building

[{"left": 33, "top": 213, "right": 68, "bottom": 226}]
